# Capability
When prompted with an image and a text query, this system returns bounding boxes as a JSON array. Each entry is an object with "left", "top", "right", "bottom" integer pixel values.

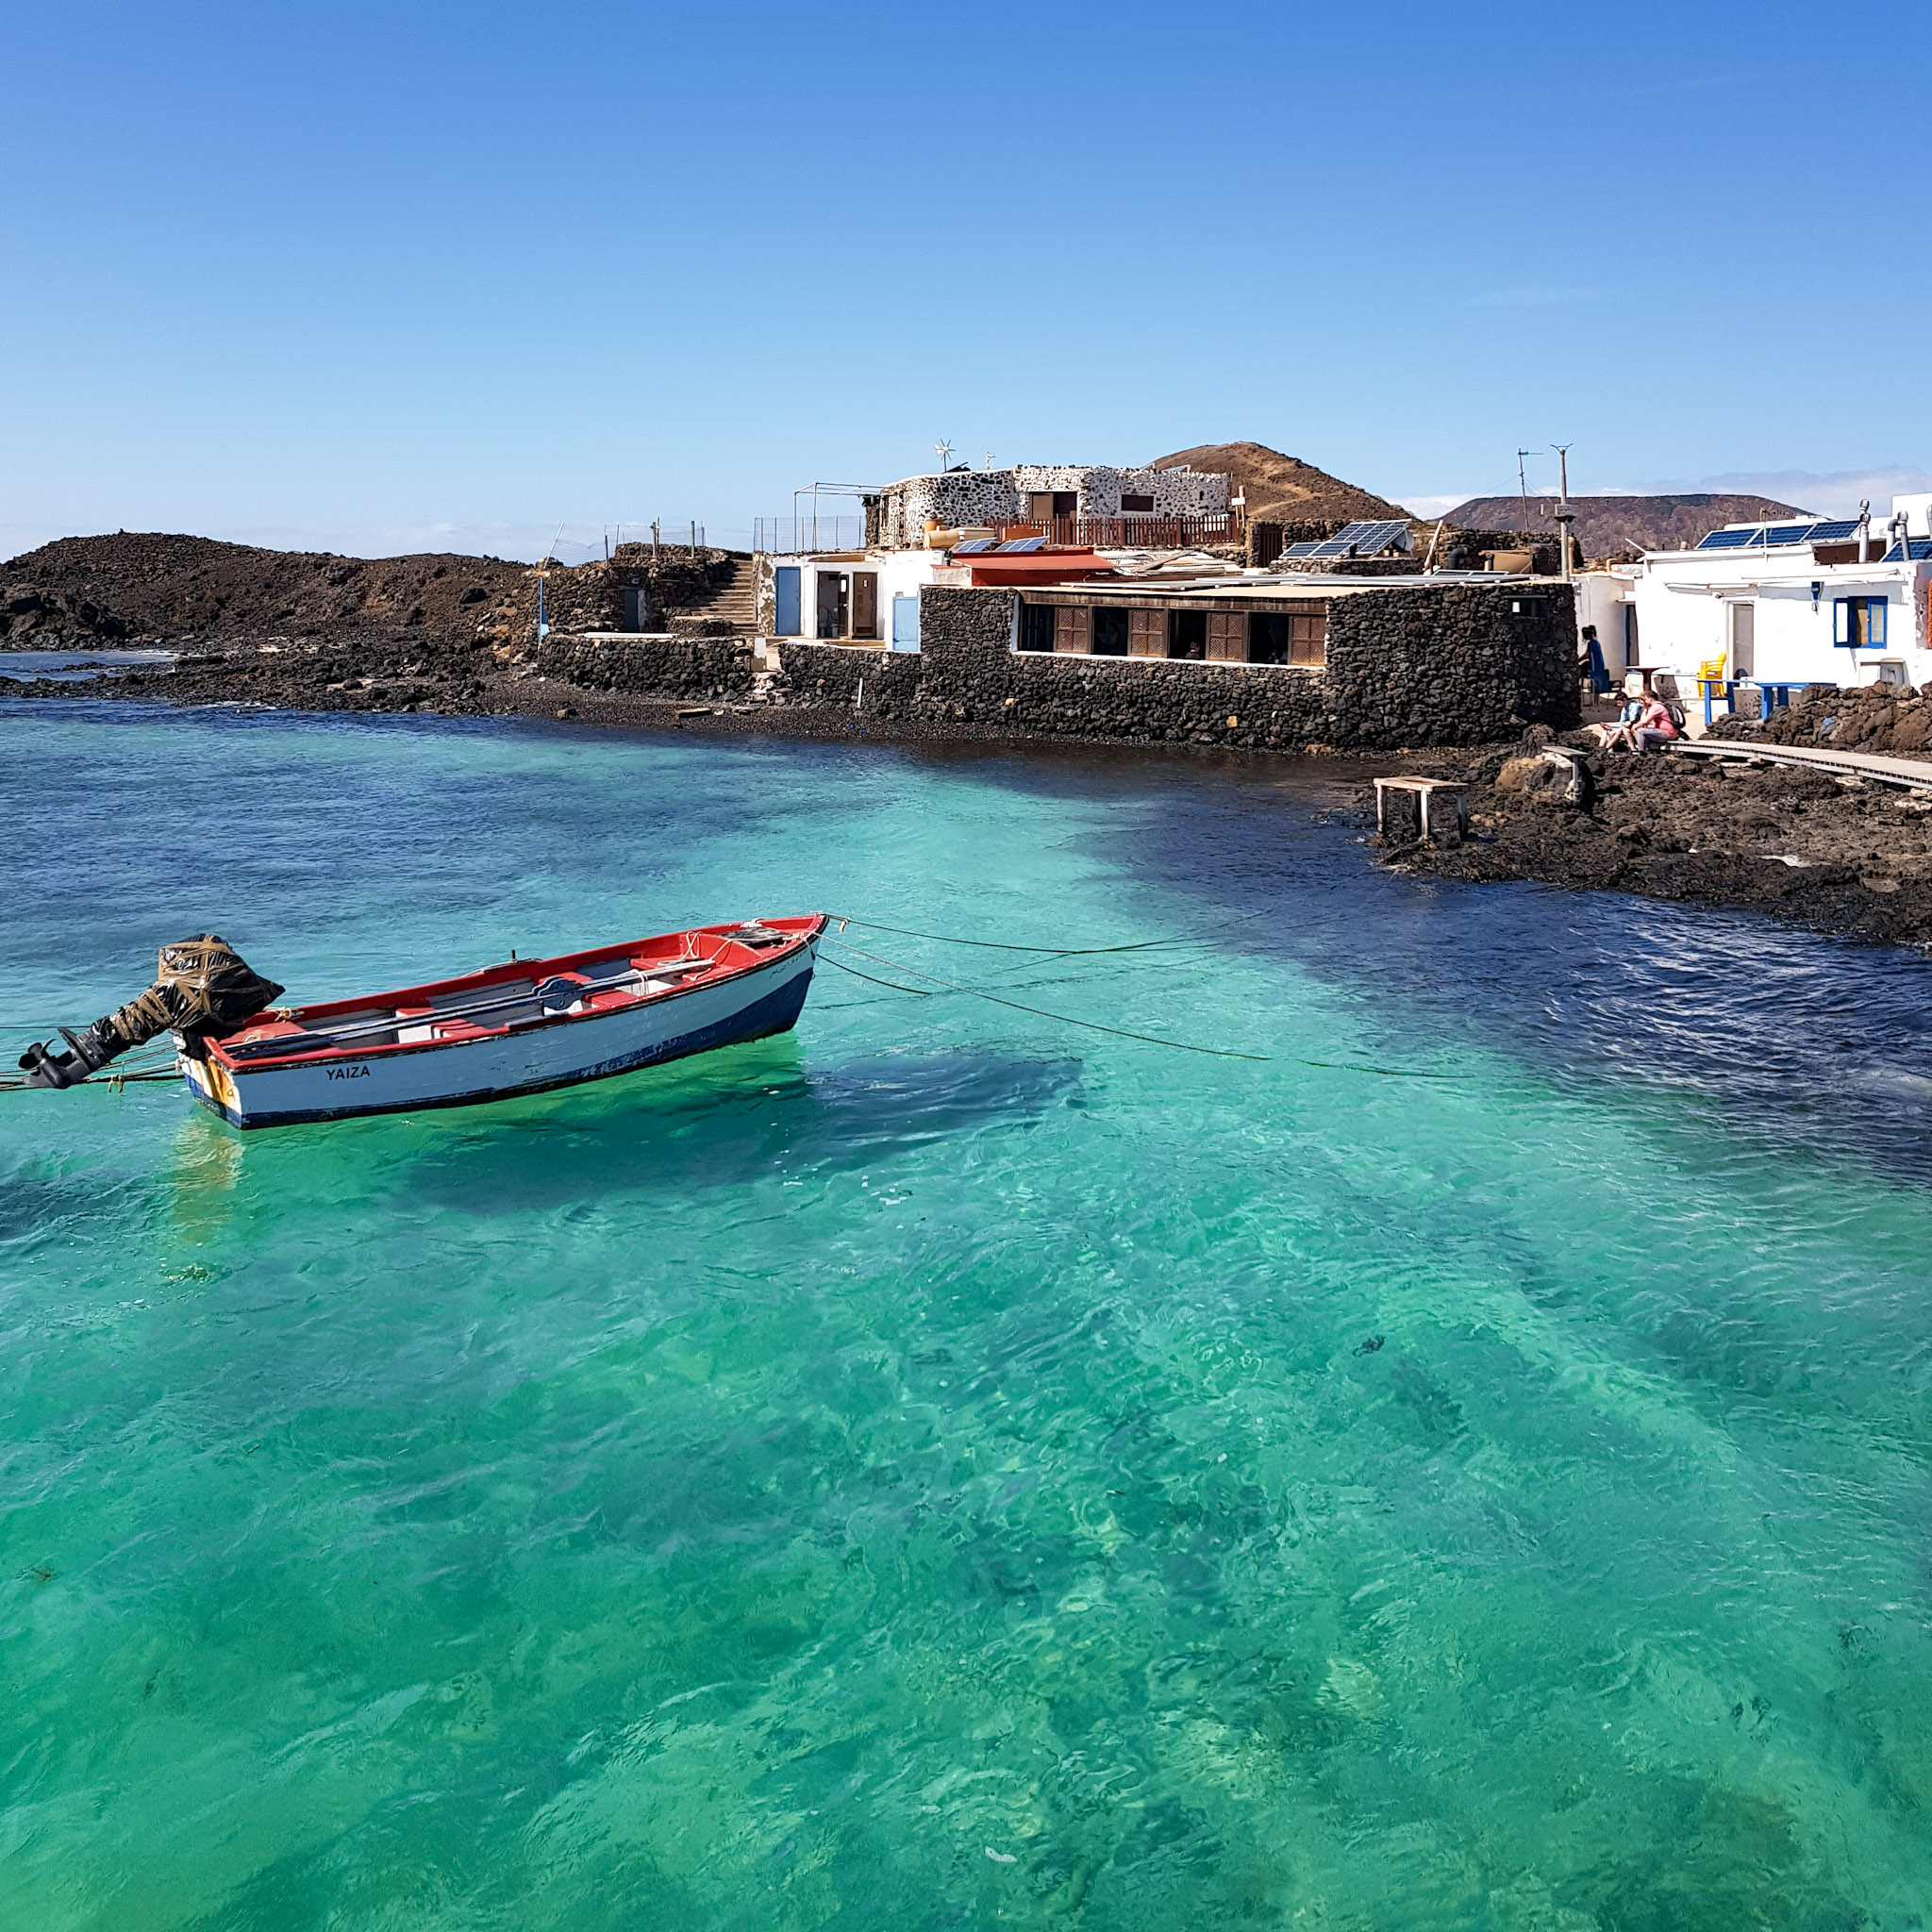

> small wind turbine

[{"left": 934, "top": 440, "right": 954, "bottom": 473}]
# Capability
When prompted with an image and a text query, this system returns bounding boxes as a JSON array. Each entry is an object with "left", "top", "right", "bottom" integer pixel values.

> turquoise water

[{"left": 3, "top": 700, "right": 1930, "bottom": 1930}]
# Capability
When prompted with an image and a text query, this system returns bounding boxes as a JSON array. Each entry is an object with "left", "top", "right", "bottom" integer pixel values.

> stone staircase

[{"left": 676, "top": 558, "right": 756, "bottom": 635}]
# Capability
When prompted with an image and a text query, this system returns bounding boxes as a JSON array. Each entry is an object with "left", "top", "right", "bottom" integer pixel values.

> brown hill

[
  {"left": 1149, "top": 441, "right": 1407, "bottom": 525},
  {"left": 1443, "top": 492, "right": 1810, "bottom": 559},
  {"left": 0, "top": 532, "right": 527, "bottom": 647}
]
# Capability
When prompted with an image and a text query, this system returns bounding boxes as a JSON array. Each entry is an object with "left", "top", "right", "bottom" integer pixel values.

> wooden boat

[{"left": 175, "top": 915, "right": 826, "bottom": 1128}]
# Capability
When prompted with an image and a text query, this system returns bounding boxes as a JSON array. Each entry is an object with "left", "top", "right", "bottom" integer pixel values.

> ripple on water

[{"left": 0, "top": 707, "right": 1928, "bottom": 1929}]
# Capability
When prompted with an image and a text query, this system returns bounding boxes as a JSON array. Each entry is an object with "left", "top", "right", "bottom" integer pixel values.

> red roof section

[{"left": 951, "top": 547, "right": 1117, "bottom": 587}]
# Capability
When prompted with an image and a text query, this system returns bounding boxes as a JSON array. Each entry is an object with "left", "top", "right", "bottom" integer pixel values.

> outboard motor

[{"left": 18, "top": 935, "right": 284, "bottom": 1091}]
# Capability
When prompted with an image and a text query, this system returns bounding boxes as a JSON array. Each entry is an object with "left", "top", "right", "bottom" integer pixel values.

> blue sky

[{"left": 4, "top": 1, "right": 1927, "bottom": 562}]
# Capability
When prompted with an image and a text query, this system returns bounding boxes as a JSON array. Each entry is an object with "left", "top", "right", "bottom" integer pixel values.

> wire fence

[
  {"left": 604, "top": 522, "right": 708, "bottom": 556},
  {"left": 752, "top": 515, "right": 865, "bottom": 555}
]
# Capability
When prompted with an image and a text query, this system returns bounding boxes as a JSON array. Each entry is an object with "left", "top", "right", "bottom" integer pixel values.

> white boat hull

[{"left": 178, "top": 941, "right": 816, "bottom": 1128}]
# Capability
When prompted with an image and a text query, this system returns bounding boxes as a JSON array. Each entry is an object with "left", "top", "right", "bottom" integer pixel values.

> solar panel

[
  {"left": 1306, "top": 518, "right": 1411, "bottom": 559},
  {"left": 995, "top": 537, "right": 1045, "bottom": 553},
  {"left": 1696, "top": 518, "right": 1860, "bottom": 552},
  {"left": 1278, "top": 541, "right": 1324, "bottom": 558},
  {"left": 951, "top": 538, "right": 994, "bottom": 554}
]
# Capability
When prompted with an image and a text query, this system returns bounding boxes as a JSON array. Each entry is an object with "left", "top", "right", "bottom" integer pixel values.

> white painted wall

[
  {"left": 765, "top": 550, "right": 938, "bottom": 644},
  {"left": 1626, "top": 543, "right": 1932, "bottom": 696}
]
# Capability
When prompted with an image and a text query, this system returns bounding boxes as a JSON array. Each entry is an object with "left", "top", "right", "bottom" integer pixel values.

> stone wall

[
  {"left": 765, "top": 582, "right": 1576, "bottom": 750},
  {"left": 508, "top": 547, "right": 741, "bottom": 646},
  {"left": 1443, "top": 529, "right": 1563, "bottom": 576},
  {"left": 520, "top": 580, "right": 1577, "bottom": 749},
  {"left": 868, "top": 465, "right": 1229, "bottom": 549},
  {"left": 532, "top": 633, "right": 758, "bottom": 699}
]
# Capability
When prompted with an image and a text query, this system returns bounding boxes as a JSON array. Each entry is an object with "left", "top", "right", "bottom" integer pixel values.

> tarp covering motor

[{"left": 18, "top": 935, "right": 285, "bottom": 1090}]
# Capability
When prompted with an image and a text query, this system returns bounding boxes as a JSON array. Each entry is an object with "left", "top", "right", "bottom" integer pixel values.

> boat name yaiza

[{"left": 15, "top": 917, "right": 826, "bottom": 1128}]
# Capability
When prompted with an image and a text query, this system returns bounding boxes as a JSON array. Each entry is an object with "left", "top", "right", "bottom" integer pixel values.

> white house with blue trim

[
  {"left": 1617, "top": 495, "right": 1932, "bottom": 709},
  {"left": 759, "top": 549, "right": 937, "bottom": 650}
]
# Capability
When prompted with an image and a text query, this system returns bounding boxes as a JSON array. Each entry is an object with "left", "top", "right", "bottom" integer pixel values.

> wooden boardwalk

[{"left": 1671, "top": 738, "right": 1932, "bottom": 791}]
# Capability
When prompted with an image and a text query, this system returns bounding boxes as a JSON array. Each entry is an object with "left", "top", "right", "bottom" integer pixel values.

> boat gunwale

[{"left": 200, "top": 915, "right": 826, "bottom": 1074}]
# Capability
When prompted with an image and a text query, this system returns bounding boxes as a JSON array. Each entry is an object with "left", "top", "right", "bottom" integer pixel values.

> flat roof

[{"left": 1059, "top": 570, "right": 1554, "bottom": 600}]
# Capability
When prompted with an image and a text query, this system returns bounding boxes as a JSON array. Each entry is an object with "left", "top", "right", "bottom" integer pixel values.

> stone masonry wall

[
  {"left": 520, "top": 582, "right": 1576, "bottom": 749},
  {"left": 868, "top": 466, "right": 1229, "bottom": 549},
  {"left": 533, "top": 633, "right": 758, "bottom": 700},
  {"left": 763, "top": 583, "right": 1577, "bottom": 750}
]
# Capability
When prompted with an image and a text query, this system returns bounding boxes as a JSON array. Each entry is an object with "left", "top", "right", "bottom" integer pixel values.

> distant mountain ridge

[
  {"left": 1441, "top": 492, "right": 1809, "bottom": 558},
  {"left": 1149, "top": 441, "right": 1407, "bottom": 525}
]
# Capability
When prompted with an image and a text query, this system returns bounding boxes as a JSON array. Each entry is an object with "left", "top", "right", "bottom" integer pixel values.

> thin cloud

[{"left": 1394, "top": 494, "right": 1474, "bottom": 520}]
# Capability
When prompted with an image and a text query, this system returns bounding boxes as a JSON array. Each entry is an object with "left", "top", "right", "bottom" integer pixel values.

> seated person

[
  {"left": 1590, "top": 693, "right": 1646, "bottom": 751},
  {"left": 1631, "top": 695, "right": 1679, "bottom": 752}
]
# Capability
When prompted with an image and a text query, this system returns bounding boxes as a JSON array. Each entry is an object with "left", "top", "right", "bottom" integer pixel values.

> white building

[
  {"left": 1591, "top": 494, "right": 1932, "bottom": 708},
  {"left": 758, "top": 549, "right": 939, "bottom": 648}
]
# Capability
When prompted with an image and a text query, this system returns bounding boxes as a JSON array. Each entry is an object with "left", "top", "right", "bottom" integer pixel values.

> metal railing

[
  {"left": 606, "top": 522, "right": 707, "bottom": 556},
  {"left": 754, "top": 515, "right": 865, "bottom": 555}
]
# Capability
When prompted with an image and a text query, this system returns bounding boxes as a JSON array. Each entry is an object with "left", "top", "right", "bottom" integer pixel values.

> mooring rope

[
  {"left": 819, "top": 936, "right": 1454, "bottom": 1079},
  {"left": 823, "top": 938, "right": 1272, "bottom": 1060},
  {"left": 828, "top": 914, "right": 1210, "bottom": 958}
]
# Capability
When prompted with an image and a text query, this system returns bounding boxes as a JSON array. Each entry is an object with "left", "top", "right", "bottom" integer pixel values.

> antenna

[
  {"left": 1516, "top": 450, "right": 1532, "bottom": 501},
  {"left": 934, "top": 439, "right": 953, "bottom": 473},
  {"left": 1551, "top": 444, "right": 1574, "bottom": 583}
]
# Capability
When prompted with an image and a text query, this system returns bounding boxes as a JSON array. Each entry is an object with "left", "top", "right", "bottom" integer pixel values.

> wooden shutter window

[
  {"left": 1128, "top": 608, "right": 1164, "bottom": 658},
  {"left": 1206, "top": 612, "right": 1244, "bottom": 661},
  {"left": 1289, "top": 612, "right": 1327, "bottom": 667},
  {"left": 1054, "top": 606, "right": 1091, "bottom": 654}
]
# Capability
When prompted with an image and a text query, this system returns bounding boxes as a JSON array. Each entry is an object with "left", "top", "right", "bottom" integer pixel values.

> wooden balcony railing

[{"left": 999, "top": 511, "right": 1246, "bottom": 551}]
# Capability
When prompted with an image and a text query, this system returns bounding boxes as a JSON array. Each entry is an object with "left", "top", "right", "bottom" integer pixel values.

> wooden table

[{"left": 1374, "top": 776, "right": 1468, "bottom": 841}]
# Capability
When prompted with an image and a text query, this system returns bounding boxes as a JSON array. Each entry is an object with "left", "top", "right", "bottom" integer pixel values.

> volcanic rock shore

[{"left": 1377, "top": 694, "right": 1932, "bottom": 948}]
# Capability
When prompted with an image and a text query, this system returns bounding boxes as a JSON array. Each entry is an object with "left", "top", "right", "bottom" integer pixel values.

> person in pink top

[{"left": 1630, "top": 695, "right": 1679, "bottom": 753}]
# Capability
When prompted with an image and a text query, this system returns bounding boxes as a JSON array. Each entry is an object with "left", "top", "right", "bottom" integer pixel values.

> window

[
  {"left": 1834, "top": 595, "right": 1887, "bottom": 647},
  {"left": 1246, "top": 610, "right": 1327, "bottom": 667},
  {"left": 1091, "top": 608, "right": 1130, "bottom": 656},
  {"left": 1121, "top": 492, "right": 1155, "bottom": 513},
  {"left": 1019, "top": 603, "right": 1056, "bottom": 652}
]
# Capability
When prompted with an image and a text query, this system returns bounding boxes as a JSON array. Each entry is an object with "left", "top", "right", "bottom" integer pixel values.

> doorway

[
  {"left": 774, "top": 567, "right": 801, "bottom": 637},
  {"left": 1729, "top": 601, "right": 1755, "bottom": 678},
  {"left": 816, "top": 573, "right": 849, "bottom": 640},
  {"left": 852, "top": 572, "right": 878, "bottom": 641}
]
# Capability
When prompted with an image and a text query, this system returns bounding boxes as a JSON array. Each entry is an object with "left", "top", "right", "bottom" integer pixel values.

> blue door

[
  {"left": 775, "top": 567, "right": 801, "bottom": 637},
  {"left": 891, "top": 593, "right": 921, "bottom": 651}
]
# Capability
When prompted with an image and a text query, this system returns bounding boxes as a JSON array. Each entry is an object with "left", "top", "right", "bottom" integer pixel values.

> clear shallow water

[{"left": 2, "top": 699, "right": 1929, "bottom": 1931}]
